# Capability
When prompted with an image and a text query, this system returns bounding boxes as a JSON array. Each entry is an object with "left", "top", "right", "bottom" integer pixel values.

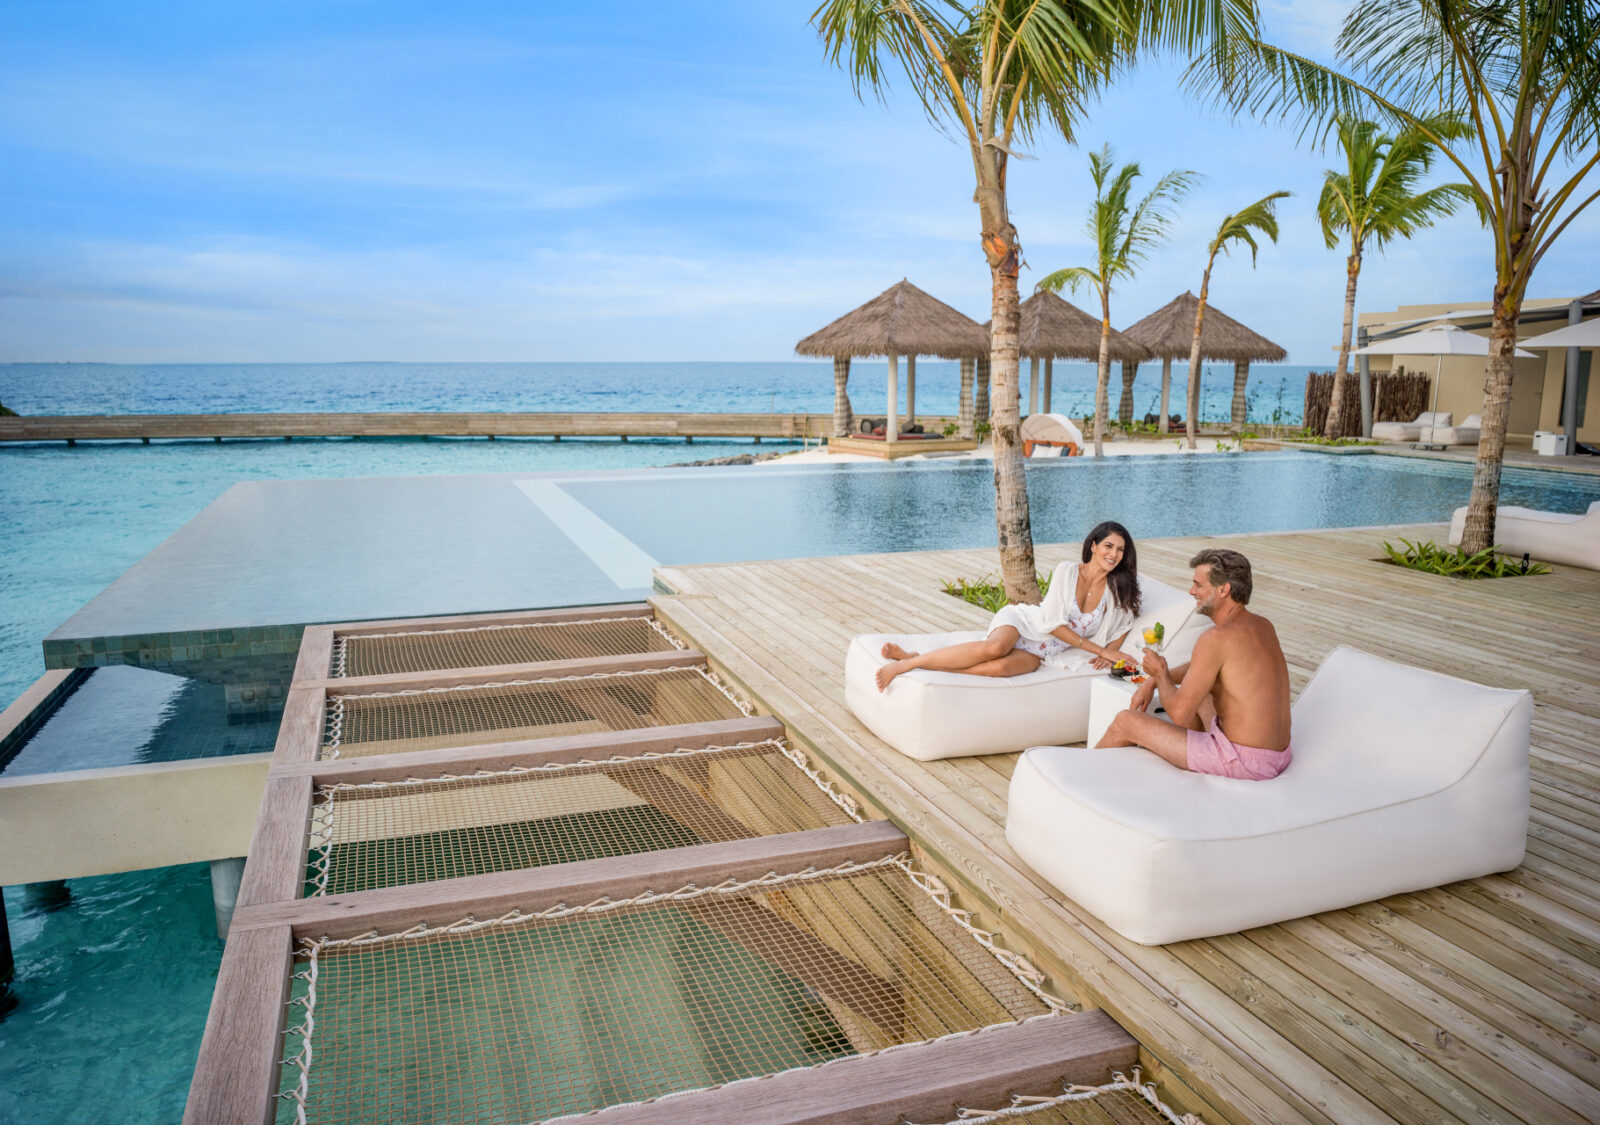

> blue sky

[{"left": 0, "top": 1, "right": 1593, "bottom": 364}]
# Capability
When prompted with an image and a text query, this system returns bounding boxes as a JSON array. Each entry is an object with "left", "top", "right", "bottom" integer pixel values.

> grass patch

[
  {"left": 941, "top": 572, "right": 1051, "bottom": 613},
  {"left": 1381, "top": 538, "right": 1550, "bottom": 579},
  {"left": 1290, "top": 435, "right": 1382, "bottom": 447}
]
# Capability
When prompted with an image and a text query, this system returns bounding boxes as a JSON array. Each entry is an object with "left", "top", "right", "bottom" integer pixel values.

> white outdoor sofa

[
  {"left": 844, "top": 575, "right": 1206, "bottom": 761},
  {"left": 1450, "top": 500, "right": 1600, "bottom": 570},
  {"left": 1005, "top": 646, "right": 1531, "bottom": 945},
  {"left": 1372, "top": 411, "right": 1451, "bottom": 443},
  {"left": 1431, "top": 412, "right": 1482, "bottom": 445}
]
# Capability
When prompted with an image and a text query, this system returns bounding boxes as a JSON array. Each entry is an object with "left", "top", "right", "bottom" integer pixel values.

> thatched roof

[
  {"left": 795, "top": 279, "right": 989, "bottom": 360},
  {"left": 985, "top": 290, "right": 1147, "bottom": 361},
  {"left": 1122, "top": 291, "right": 1287, "bottom": 363}
]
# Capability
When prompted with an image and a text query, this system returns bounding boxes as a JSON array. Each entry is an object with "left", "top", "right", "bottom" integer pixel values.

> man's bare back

[{"left": 1097, "top": 549, "right": 1292, "bottom": 778}]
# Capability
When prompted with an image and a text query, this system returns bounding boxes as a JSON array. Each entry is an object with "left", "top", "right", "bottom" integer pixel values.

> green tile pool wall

[
  {"left": 42, "top": 625, "right": 306, "bottom": 695},
  {"left": 0, "top": 669, "right": 93, "bottom": 768}
]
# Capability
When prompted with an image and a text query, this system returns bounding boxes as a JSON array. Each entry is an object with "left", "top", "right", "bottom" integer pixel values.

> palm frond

[
  {"left": 1211, "top": 189, "right": 1290, "bottom": 265},
  {"left": 1036, "top": 265, "right": 1102, "bottom": 296}
]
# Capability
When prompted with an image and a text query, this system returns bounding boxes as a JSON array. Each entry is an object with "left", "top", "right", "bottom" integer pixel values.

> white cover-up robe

[{"left": 988, "top": 560, "right": 1137, "bottom": 670}]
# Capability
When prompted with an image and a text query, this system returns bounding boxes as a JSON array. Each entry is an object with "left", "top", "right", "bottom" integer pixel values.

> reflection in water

[{"left": 2, "top": 665, "right": 279, "bottom": 776}]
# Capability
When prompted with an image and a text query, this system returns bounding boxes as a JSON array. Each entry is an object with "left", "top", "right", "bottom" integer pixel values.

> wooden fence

[{"left": 1301, "top": 369, "right": 1432, "bottom": 437}]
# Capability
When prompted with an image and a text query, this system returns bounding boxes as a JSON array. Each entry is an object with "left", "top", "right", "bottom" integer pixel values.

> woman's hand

[{"left": 1092, "top": 648, "right": 1130, "bottom": 670}]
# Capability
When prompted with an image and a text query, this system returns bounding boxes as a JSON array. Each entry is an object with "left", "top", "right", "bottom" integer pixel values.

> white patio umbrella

[
  {"left": 1352, "top": 325, "right": 1535, "bottom": 443},
  {"left": 1517, "top": 319, "right": 1600, "bottom": 349}
]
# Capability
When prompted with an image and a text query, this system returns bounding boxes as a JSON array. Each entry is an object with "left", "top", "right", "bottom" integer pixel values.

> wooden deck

[{"left": 651, "top": 526, "right": 1600, "bottom": 1125}]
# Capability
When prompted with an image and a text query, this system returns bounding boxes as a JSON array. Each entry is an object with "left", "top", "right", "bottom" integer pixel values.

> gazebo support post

[
  {"left": 886, "top": 353, "right": 900, "bottom": 445},
  {"left": 1231, "top": 361, "right": 1250, "bottom": 428},
  {"left": 906, "top": 356, "right": 916, "bottom": 423},
  {"left": 1119, "top": 361, "right": 1138, "bottom": 425},
  {"left": 1043, "top": 358, "right": 1053, "bottom": 413},
  {"left": 976, "top": 356, "right": 991, "bottom": 425},
  {"left": 1159, "top": 358, "right": 1173, "bottom": 433},
  {"left": 1028, "top": 357, "right": 1039, "bottom": 415},
  {"left": 1357, "top": 327, "right": 1373, "bottom": 438},
  {"left": 959, "top": 359, "right": 976, "bottom": 439},
  {"left": 1565, "top": 298, "right": 1583, "bottom": 452},
  {"left": 831, "top": 356, "right": 853, "bottom": 438}
]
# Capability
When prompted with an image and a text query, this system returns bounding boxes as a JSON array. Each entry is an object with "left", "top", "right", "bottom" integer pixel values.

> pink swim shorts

[{"left": 1186, "top": 718, "right": 1292, "bottom": 780}]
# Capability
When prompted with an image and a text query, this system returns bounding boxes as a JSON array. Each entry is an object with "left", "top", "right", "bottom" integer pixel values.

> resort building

[{"left": 1357, "top": 291, "right": 1599, "bottom": 446}]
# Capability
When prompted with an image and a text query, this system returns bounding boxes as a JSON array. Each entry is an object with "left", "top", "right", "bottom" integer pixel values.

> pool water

[{"left": 3, "top": 445, "right": 1599, "bottom": 1123}]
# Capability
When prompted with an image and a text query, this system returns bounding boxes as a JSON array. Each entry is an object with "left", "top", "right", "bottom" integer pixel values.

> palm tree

[
  {"left": 812, "top": 0, "right": 1255, "bottom": 602},
  {"left": 1317, "top": 115, "right": 1472, "bottom": 439},
  {"left": 1194, "top": 0, "right": 1600, "bottom": 551},
  {"left": 1038, "top": 146, "right": 1198, "bottom": 456},
  {"left": 1180, "top": 189, "right": 1289, "bottom": 449}
]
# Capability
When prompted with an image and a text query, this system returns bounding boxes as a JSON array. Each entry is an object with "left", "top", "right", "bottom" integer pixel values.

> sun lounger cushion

[
  {"left": 1431, "top": 413, "right": 1482, "bottom": 445},
  {"left": 1005, "top": 646, "right": 1530, "bottom": 944},
  {"left": 1372, "top": 411, "right": 1450, "bottom": 443},
  {"left": 1449, "top": 500, "right": 1600, "bottom": 570},
  {"left": 844, "top": 576, "right": 1205, "bottom": 761}
]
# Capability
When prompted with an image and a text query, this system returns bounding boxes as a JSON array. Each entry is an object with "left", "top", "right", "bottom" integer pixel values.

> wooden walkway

[
  {"left": 651, "top": 526, "right": 1600, "bottom": 1125},
  {"left": 0, "top": 411, "right": 859, "bottom": 443}
]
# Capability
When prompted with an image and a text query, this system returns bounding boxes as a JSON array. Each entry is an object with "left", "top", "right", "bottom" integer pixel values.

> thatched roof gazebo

[
  {"left": 989, "top": 290, "right": 1148, "bottom": 418},
  {"left": 1123, "top": 291, "right": 1287, "bottom": 430},
  {"left": 796, "top": 279, "right": 989, "bottom": 443}
]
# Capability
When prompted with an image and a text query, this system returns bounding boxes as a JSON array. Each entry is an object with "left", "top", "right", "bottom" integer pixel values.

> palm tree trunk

[
  {"left": 1185, "top": 272, "right": 1213, "bottom": 450},
  {"left": 984, "top": 222, "right": 1038, "bottom": 602},
  {"left": 831, "top": 356, "right": 852, "bottom": 437},
  {"left": 1230, "top": 361, "right": 1250, "bottom": 427},
  {"left": 1094, "top": 297, "right": 1112, "bottom": 457},
  {"left": 1159, "top": 358, "right": 1172, "bottom": 433},
  {"left": 1118, "top": 360, "right": 1138, "bottom": 425},
  {"left": 958, "top": 358, "right": 975, "bottom": 439},
  {"left": 1323, "top": 248, "right": 1362, "bottom": 439},
  {"left": 1459, "top": 292, "right": 1521, "bottom": 553}
]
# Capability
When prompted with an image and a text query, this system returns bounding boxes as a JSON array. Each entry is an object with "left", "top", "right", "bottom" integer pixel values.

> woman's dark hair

[{"left": 1082, "top": 521, "right": 1140, "bottom": 614}]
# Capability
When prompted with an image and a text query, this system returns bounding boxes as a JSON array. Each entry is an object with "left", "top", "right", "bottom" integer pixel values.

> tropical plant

[
  {"left": 1039, "top": 146, "right": 1198, "bottom": 456},
  {"left": 942, "top": 571, "right": 1052, "bottom": 612},
  {"left": 812, "top": 0, "right": 1255, "bottom": 601},
  {"left": 1317, "top": 114, "right": 1474, "bottom": 439},
  {"left": 1193, "top": 0, "right": 1600, "bottom": 552},
  {"left": 1179, "top": 189, "right": 1289, "bottom": 448},
  {"left": 1381, "top": 537, "right": 1550, "bottom": 578}
]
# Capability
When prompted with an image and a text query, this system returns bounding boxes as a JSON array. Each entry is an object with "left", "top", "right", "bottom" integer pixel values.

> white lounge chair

[
  {"left": 1371, "top": 411, "right": 1451, "bottom": 443},
  {"left": 1449, "top": 500, "right": 1600, "bottom": 570},
  {"left": 1005, "top": 646, "right": 1531, "bottom": 945},
  {"left": 844, "top": 575, "right": 1206, "bottom": 761},
  {"left": 1430, "top": 413, "right": 1482, "bottom": 445}
]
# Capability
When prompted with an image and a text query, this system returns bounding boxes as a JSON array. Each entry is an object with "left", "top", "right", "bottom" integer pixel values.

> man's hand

[
  {"left": 1130, "top": 679, "right": 1156, "bottom": 712},
  {"left": 1141, "top": 649, "right": 1169, "bottom": 680}
]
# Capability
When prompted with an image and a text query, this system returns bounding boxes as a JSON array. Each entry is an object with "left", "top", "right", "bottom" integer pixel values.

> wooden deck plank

[
  {"left": 650, "top": 526, "right": 1600, "bottom": 1125},
  {"left": 581, "top": 1009, "right": 1137, "bottom": 1125},
  {"left": 182, "top": 924, "right": 294, "bottom": 1125}
]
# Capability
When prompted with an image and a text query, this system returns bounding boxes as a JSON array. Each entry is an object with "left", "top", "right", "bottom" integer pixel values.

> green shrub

[
  {"left": 975, "top": 420, "right": 993, "bottom": 440},
  {"left": 1381, "top": 538, "right": 1551, "bottom": 579},
  {"left": 941, "top": 572, "right": 1052, "bottom": 613},
  {"left": 942, "top": 422, "right": 959, "bottom": 437},
  {"left": 1293, "top": 435, "right": 1381, "bottom": 447}
]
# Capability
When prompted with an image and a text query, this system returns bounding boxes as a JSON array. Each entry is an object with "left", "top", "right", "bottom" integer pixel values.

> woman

[{"left": 875, "top": 521, "right": 1142, "bottom": 691}]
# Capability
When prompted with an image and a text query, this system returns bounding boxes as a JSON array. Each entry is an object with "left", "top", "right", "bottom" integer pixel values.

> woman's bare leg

[{"left": 876, "top": 627, "right": 1026, "bottom": 691}]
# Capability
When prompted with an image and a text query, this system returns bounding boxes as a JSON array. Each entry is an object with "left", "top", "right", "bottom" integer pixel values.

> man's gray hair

[{"left": 1190, "top": 548, "right": 1253, "bottom": 605}]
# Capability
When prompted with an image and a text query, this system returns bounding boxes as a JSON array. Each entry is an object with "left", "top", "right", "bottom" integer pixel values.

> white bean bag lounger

[
  {"left": 1450, "top": 500, "right": 1600, "bottom": 570},
  {"left": 844, "top": 575, "right": 1206, "bottom": 761},
  {"left": 1005, "top": 646, "right": 1530, "bottom": 945}
]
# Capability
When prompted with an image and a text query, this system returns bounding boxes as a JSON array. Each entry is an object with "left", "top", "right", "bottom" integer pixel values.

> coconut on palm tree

[
  {"left": 1317, "top": 115, "right": 1472, "bottom": 439},
  {"left": 1178, "top": 189, "right": 1289, "bottom": 449},
  {"left": 811, "top": 0, "right": 1255, "bottom": 602},
  {"left": 1195, "top": 0, "right": 1600, "bottom": 551},
  {"left": 1038, "top": 146, "right": 1197, "bottom": 456}
]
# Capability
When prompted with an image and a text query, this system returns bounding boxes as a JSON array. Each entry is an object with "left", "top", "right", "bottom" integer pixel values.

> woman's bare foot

[
  {"left": 875, "top": 659, "right": 915, "bottom": 691},
  {"left": 880, "top": 642, "right": 918, "bottom": 661}
]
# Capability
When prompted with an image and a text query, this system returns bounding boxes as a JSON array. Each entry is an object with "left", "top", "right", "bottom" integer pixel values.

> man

[{"left": 1096, "top": 548, "right": 1293, "bottom": 780}]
